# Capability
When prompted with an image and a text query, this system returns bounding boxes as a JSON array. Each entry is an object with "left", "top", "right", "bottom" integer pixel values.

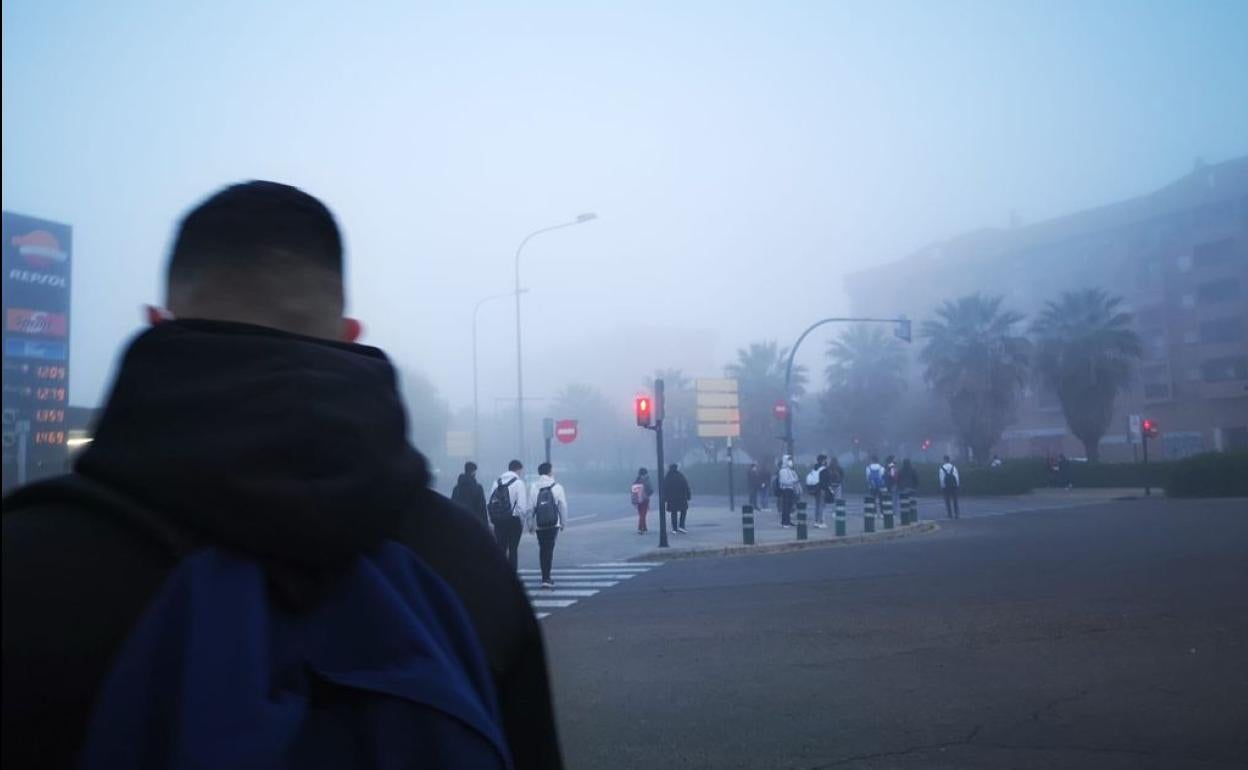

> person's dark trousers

[
  {"left": 749, "top": 487, "right": 759, "bottom": 509},
  {"left": 493, "top": 516, "right": 523, "bottom": 569},
  {"left": 536, "top": 527, "right": 559, "bottom": 582},
  {"left": 943, "top": 487, "right": 960, "bottom": 519},
  {"left": 670, "top": 506, "right": 688, "bottom": 531},
  {"left": 780, "top": 490, "right": 795, "bottom": 525}
]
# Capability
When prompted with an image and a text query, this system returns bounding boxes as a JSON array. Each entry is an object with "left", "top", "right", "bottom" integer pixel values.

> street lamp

[
  {"left": 514, "top": 212, "right": 597, "bottom": 460},
  {"left": 474, "top": 289, "right": 527, "bottom": 461}
]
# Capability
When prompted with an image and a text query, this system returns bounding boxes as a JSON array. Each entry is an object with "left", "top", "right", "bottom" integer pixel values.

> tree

[
  {"left": 920, "top": 294, "right": 1030, "bottom": 463},
  {"left": 821, "top": 325, "right": 908, "bottom": 456},
  {"left": 724, "top": 341, "right": 807, "bottom": 468},
  {"left": 1031, "top": 289, "right": 1142, "bottom": 462}
]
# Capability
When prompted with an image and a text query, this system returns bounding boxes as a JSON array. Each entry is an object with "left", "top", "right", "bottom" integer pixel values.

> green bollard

[
  {"left": 883, "top": 494, "right": 894, "bottom": 529},
  {"left": 904, "top": 492, "right": 915, "bottom": 525},
  {"left": 742, "top": 504, "right": 755, "bottom": 545},
  {"left": 796, "top": 500, "right": 808, "bottom": 541},
  {"left": 834, "top": 496, "right": 847, "bottom": 537},
  {"left": 863, "top": 495, "right": 876, "bottom": 533},
  {"left": 898, "top": 491, "right": 909, "bottom": 525}
]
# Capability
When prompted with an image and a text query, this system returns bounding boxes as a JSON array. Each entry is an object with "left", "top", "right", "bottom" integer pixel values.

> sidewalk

[{"left": 537, "top": 488, "right": 1138, "bottom": 570}]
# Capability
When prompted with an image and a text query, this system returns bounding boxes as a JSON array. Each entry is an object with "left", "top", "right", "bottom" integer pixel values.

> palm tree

[
  {"left": 1032, "top": 289, "right": 1142, "bottom": 462},
  {"left": 724, "top": 341, "right": 807, "bottom": 467},
  {"left": 920, "top": 294, "right": 1031, "bottom": 463},
  {"left": 822, "top": 325, "right": 907, "bottom": 454}
]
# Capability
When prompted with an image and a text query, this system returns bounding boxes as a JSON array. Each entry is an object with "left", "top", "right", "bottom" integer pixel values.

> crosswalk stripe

[
  {"left": 520, "top": 568, "right": 651, "bottom": 574},
  {"left": 521, "top": 581, "right": 618, "bottom": 588},
  {"left": 528, "top": 590, "right": 599, "bottom": 598},
  {"left": 522, "top": 573, "right": 642, "bottom": 580},
  {"left": 532, "top": 599, "right": 578, "bottom": 608},
  {"left": 584, "top": 562, "right": 652, "bottom": 568},
  {"left": 536, "top": 612, "right": 551, "bottom": 619}
]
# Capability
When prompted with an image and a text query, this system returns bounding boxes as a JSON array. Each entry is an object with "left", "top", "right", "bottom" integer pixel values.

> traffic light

[
  {"left": 635, "top": 396, "right": 653, "bottom": 428},
  {"left": 921, "top": 438, "right": 932, "bottom": 451},
  {"left": 1142, "top": 418, "right": 1159, "bottom": 438}
]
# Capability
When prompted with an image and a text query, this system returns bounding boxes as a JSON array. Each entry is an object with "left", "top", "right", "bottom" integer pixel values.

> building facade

[{"left": 845, "top": 157, "right": 1248, "bottom": 460}]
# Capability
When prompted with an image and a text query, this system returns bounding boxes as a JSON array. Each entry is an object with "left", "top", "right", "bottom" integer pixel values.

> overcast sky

[{"left": 4, "top": 0, "right": 1246, "bottom": 414}]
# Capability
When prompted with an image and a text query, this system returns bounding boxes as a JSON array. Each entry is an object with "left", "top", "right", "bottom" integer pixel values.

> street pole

[
  {"left": 1143, "top": 432, "right": 1151, "bottom": 497},
  {"left": 473, "top": 290, "right": 517, "bottom": 461},
  {"left": 782, "top": 316, "right": 912, "bottom": 459},
  {"left": 727, "top": 437, "right": 735, "bottom": 513},
  {"left": 513, "top": 214, "right": 597, "bottom": 462},
  {"left": 654, "top": 379, "right": 669, "bottom": 548},
  {"left": 543, "top": 417, "right": 554, "bottom": 466}
]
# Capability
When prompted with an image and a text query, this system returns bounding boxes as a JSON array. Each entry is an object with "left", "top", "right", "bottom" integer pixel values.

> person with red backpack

[{"left": 631, "top": 468, "right": 654, "bottom": 534}]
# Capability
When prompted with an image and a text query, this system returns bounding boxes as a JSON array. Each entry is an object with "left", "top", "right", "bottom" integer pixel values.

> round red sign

[
  {"left": 773, "top": 400, "right": 789, "bottom": 419},
  {"left": 555, "top": 419, "right": 579, "bottom": 444}
]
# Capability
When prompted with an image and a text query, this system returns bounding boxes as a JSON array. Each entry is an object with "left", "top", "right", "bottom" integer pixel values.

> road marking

[
  {"left": 528, "top": 590, "right": 600, "bottom": 598},
  {"left": 532, "top": 599, "right": 579, "bottom": 608},
  {"left": 520, "top": 573, "right": 644, "bottom": 580},
  {"left": 567, "top": 514, "right": 599, "bottom": 522},
  {"left": 523, "top": 581, "right": 619, "bottom": 588},
  {"left": 536, "top": 612, "right": 551, "bottom": 619},
  {"left": 585, "top": 562, "right": 651, "bottom": 568}
]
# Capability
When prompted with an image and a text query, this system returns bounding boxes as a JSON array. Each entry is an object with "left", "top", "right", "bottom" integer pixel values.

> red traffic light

[
  {"left": 921, "top": 438, "right": 932, "bottom": 450},
  {"left": 635, "top": 396, "right": 653, "bottom": 427},
  {"left": 1142, "top": 419, "right": 1159, "bottom": 438}
]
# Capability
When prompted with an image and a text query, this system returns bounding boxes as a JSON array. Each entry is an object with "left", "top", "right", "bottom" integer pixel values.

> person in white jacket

[
  {"left": 939, "top": 456, "right": 961, "bottom": 519},
  {"left": 527, "top": 462, "right": 568, "bottom": 588},
  {"left": 777, "top": 455, "right": 802, "bottom": 528},
  {"left": 487, "top": 460, "right": 530, "bottom": 570}
]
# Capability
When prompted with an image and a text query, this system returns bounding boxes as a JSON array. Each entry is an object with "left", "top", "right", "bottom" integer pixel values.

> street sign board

[
  {"left": 696, "top": 377, "right": 740, "bottom": 438},
  {"left": 1127, "top": 414, "right": 1141, "bottom": 444},
  {"left": 555, "top": 419, "right": 579, "bottom": 444}
]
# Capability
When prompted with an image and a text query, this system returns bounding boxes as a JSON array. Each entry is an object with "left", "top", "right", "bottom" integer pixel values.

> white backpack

[{"left": 805, "top": 468, "right": 822, "bottom": 489}]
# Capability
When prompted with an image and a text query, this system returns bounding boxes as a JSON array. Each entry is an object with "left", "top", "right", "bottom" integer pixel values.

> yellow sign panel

[
  {"left": 697, "top": 422, "right": 741, "bottom": 438},
  {"left": 695, "top": 378, "right": 738, "bottom": 393},
  {"left": 695, "top": 392, "right": 739, "bottom": 408},
  {"left": 697, "top": 407, "right": 740, "bottom": 423}
]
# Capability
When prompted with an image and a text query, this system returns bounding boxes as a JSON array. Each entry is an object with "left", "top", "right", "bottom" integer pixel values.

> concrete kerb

[{"left": 632, "top": 521, "right": 940, "bottom": 562}]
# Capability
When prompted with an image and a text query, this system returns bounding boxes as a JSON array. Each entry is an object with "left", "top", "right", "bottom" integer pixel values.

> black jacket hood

[{"left": 76, "top": 320, "right": 430, "bottom": 569}]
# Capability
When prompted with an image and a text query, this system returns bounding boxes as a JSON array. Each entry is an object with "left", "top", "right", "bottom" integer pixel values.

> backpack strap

[{"left": 4, "top": 473, "right": 197, "bottom": 560}]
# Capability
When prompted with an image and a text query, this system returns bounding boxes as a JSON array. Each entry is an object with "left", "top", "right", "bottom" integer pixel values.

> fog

[{"left": 4, "top": 1, "right": 1246, "bottom": 461}]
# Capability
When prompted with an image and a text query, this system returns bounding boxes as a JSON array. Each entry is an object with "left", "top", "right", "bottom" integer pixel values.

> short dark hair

[
  {"left": 816, "top": 454, "right": 827, "bottom": 464},
  {"left": 166, "top": 181, "right": 345, "bottom": 337},
  {"left": 464, "top": 461, "right": 478, "bottom": 474},
  {"left": 508, "top": 460, "right": 524, "bottom": 472},
  {"left": 538, "top": 462, "right": 552, "bottom": 475}
]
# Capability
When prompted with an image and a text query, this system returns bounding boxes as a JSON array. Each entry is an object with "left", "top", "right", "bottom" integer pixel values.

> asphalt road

[{"left": 542, "top": 497, "right": 1248, "bottom": 769}]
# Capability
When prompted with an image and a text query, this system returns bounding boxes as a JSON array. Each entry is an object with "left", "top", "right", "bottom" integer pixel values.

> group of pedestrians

[
  {"left": 630, "top": 464, "right": 693, "bottom": 534},
  {"left": 451, "top": 459, "right": 569, "bottom": 587}
]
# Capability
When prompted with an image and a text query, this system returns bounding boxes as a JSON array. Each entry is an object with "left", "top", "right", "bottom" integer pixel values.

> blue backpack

[
  {"left": 59, "top": 478, "right": 513, "bottom": 770},
  {"left": 868, "top": 465, "right": 886, "bottom": 492}
]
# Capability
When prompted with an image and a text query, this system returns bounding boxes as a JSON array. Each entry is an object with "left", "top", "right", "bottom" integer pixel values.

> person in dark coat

[
  {"left": 1, "top": 182, "right": 562, "bottom": 770},
  {"left": 663, "top": 463, "right": 693, "bottom": 534},
  {"left": 451, "top": 461, "right": 489, "bottom": 527}
]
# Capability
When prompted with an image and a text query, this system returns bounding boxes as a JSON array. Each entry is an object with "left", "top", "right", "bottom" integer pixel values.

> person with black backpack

[
  {"left": 489, "top": 460, "right": 529, "bottom": 570},
  {"left": 451, "top": 461, "right": 489, "bottom": 527},
  {"left": 1, "top": 182, "right": 561, "bottom": 770},
  {"left": 939, "top": 455, "right": 961, "bottom": 519},
  {"left": 527, "top": 462, "right": 567, "bottom": 588}
]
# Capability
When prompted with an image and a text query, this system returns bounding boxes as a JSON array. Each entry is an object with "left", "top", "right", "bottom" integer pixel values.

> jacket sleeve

[{"left": 556, "top": 485, "right": 568, "bottom": 528}]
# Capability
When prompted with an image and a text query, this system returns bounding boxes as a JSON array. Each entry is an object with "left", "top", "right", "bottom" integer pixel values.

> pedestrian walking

[
  {"left": 826, "top": 456, "right": 845, "bottom": 505},
  {"left": 1, "top": 181, "right": 561, "bottom": 770},
  {"left": 939, "top": 455, "right": 961, "bottom": 519},
  {"left": 885, "top": 454, "right": 900, "bottom": 512},
  {"left": 1058, "top": 453, "right": 1073, "bottom": 489},
  {"left": 631, "top": 467, "right": 655, "bottom": 533},
  {"left": 488, "top": 460, "right": 529, "bottom": 569},
  {"left": 806, "top": 454, "right": 829, "bottom": 528},
  {"left": 663, "top": 463, "right": 692, "bottom": 533},
  {"left": 898, "top": 458, "right": 919, "bottom": 495},
  {"left": 527, "top": 462, "right": 567, "bottom": 589},
  {"left": 778, "top": 455, "right": 802, "bottom": 527},
  {"left": 865, "top": 455, "right": 888, "bottom": 509},
  {"left": 451, "top": 461, "right": 488, "bottom": 527},
  {"left": 758, "top": 461, "right": 773, "bottom": 511}
]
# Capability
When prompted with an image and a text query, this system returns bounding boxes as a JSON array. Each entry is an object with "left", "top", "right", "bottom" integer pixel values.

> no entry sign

[
  {"left": 773, "top": 399, "right": 789, "bottom": 419},
  {"left": 555, "top": 419, "right": 579, "bottom": 444}
]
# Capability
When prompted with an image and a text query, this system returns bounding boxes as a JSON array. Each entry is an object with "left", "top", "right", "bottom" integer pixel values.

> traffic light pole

[
  {"left": 654, "top": 417, "right": 668, "bottom": 548},
  {"left": 782, "top": 316, "right": 911, "bottom": 458}
]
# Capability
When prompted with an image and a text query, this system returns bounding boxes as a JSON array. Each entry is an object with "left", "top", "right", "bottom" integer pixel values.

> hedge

[{"left": 1164, "top": 452, "right": 1248, "bottom": 498}]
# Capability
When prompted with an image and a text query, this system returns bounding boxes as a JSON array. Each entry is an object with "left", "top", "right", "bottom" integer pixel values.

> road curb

[{"left": 631, "top": 521, "right": 940, "bottom": 562}]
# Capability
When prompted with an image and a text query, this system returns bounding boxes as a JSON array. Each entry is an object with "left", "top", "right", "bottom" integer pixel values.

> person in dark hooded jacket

[
  {"left": 663, "top": 463, "right": 692, "bottom": 533},
  {"left": 1, "top": 182, "right": 562, "bottom": 770},
  {"left": 452, "top": 461, "right": 489, "bottom": 527}
]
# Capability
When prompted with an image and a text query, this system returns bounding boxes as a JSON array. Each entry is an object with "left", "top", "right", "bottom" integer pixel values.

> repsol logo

[{"left": 8, "top": 269, "right": 67, "bottom": 289}]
